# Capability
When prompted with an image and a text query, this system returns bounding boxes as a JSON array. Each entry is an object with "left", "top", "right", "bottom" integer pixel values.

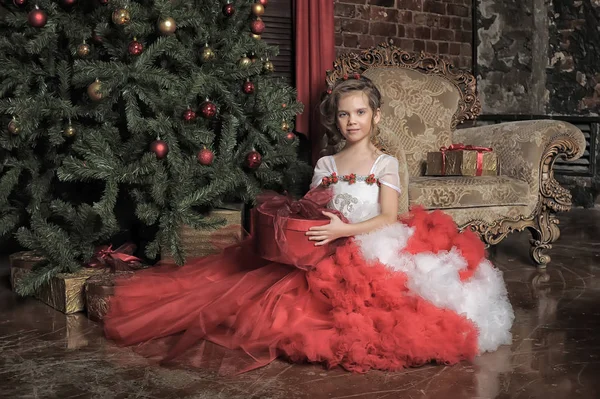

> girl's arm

[{"left": 306, "top": 184, "right": 399, "bottom": 246}]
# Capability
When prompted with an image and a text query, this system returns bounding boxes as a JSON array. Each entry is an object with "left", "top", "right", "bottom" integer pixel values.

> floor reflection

[{"left": 0, "top": 208, "right": 599, "bottom": 398}]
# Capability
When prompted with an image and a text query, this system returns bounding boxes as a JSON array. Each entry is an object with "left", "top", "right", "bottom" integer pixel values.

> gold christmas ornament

[
  {"left": 76, "top": 42, "right": 90, "bottom": 57},
  {"left": 158, "top": 17, "right": 176, "bottom": 35},
  {"left": 8, "top": 118, "right": 19, "bottom": 135},
  {"left": 63, "top": 123, "right": 76, "bottom": 137},
  {"left": 87, "top": 79, "right": 103, "bottom": 101},
  {"left": 250, "top": 33, "right": 261, "bottom": 40},
  {"left": 263, "top": 59, "right": 274, "bottom": 73},
  {"left": 201, "top": 44, "right": 215, "bottom": 61},
  {"left": 238, "top": 54, "right": 252, "bottom": 67},
  {"left": 111, "top": 8, "right": 130, "bottom": 25},
  {"left": 281, "top": 120, "right": 289, "bottom": 131},
  {"left": 251, "top": 3, "right": 265, "bottom": 16}
]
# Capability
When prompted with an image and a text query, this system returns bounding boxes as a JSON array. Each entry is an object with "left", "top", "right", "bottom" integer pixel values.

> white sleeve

[
  {"left": 377, "top": 155, "right": 401, "bottom": 194},
  {"left": 310, "top": 156, "right": 333, "bottom": 189}
]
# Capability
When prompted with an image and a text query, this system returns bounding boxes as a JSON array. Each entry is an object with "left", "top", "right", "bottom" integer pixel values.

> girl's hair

[{"left": 319, "top": 75, "right": 384, "bottom": 150}]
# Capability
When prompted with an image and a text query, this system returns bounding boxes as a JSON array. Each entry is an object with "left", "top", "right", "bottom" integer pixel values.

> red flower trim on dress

[{"left": 322, "top": 173, "right": 378, "bottom": 187}]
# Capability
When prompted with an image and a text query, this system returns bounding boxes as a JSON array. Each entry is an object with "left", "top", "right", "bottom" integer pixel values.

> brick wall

[{"left": 334, "top": 0, "right": 473, "bottom": 69}]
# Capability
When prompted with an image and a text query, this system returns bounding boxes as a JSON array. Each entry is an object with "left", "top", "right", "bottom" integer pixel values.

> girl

[{"left": 104, "top": 75, "right": 514, "bottom": 374}]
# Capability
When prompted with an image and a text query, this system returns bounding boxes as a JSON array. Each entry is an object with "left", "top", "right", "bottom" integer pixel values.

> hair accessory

[{"left": 324, "top": 72, "right": 363, "bottom": 95}]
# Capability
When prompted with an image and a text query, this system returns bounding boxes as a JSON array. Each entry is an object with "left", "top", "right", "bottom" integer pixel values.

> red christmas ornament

[
  {"left": 28, "top": 7, "right": 47, "bottom": 28},
  {"left": 242, "top": 80, "right": 255, "bottom": 94},
  {"left": 98, "top": 0, "right": 109, "bottom": 4},
  {"left": 222, "top": 2, "right": 235, "bottom": 17},
  {"left": 61, "top": 0, "right": 77, "bottom": 7},
  {"left": 12, "top": 0, "right": 26, "bottom": 6},
  {"left": 182, "top": 108, "right": 196, "bottom": 122},
  {"left": 150, "top": 139, "right": 169, "bottom": 159},
  {"left": 250, "top": 18, "right": 265, "bottom": 35},
  {"left": 286, "top": 132, "right": 295, "bottom": 141},
  {"left": 200, "top": 100, "right": 217, "bottom": 119},
  {"left": 197, "top": 148, "right": 214, "bottom": 166},
  {"left": 258, "top": 0, "right": 268, "bottom": 6},
  {"left": 245, "top": 150, "right": 262, "bottom": 169},
  {"left": 128, "top": 39, "right": 143, "bottom": 55}
]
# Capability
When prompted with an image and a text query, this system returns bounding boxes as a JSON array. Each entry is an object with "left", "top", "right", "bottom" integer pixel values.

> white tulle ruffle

[{"left": 355, "top": 223, "right": 514, "bottom": 354}]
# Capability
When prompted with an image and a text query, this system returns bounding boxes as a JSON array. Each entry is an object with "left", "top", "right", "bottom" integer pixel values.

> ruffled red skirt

[{"left": 104, "top": 207, "right": 482, "bottom": 374}]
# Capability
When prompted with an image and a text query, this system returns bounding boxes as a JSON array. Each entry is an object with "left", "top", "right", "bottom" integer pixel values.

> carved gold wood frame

[
  {"left": 325, "top": 42, "right": 581, "bottom": 268},
  {"left": 461, "top": 139, "right": 580, "bottom": 267}
]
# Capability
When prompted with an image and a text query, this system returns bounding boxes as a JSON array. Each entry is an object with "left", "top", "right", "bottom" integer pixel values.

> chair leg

[{"left": 527, "top": 207, "right": 561, "bottom": 268}]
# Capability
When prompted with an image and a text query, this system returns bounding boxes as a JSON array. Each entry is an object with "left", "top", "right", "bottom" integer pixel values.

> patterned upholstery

[
  {"left": 409, "top": 176, "right": 530, "bottom": 210},
  {"left": 362, "top": 67, "right": 459, "bottom": 177},
  {"left": 454, "top": 120, "right": 587, "bottom": 209},
  {"left": 363, "top": 68, "right": 586, "bottom": 229}
]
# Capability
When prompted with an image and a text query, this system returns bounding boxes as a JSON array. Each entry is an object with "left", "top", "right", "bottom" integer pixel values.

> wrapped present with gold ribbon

[
  {"left": 9, "top": 243, "right": 143, "bottom": 314},
  {"left": 426, "top": 143, "right": 499, "bottom": 176}
]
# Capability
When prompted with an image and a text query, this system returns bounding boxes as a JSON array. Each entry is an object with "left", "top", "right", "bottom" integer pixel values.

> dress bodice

[{"left": 310, "top": 154, "right": 401, "bottom": 224}]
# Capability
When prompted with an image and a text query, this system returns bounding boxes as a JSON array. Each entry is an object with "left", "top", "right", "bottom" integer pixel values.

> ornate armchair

[{"left": 321, "top": 42, "right": 586, "bottom": 268}]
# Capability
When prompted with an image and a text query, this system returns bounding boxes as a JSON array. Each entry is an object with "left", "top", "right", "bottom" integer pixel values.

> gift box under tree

[
  {"left": 85, "top": 271, "right": 135, "bottom": 323},
  {"left": 10, "top": 251, "right": 107, "bottom": 314},
  {"left": 9, "top": 244, "right": 143, "bottom": 314},
  {"left": 161, "top": 204, "right": 245, "bottom": 261},
  {"left": 426, "top": 144, "right": 499, "bottom": 176}
]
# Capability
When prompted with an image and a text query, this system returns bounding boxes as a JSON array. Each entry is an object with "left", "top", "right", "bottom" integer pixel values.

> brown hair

[{"left": 319, "top": 75, "right": 384, "bottom": 149}]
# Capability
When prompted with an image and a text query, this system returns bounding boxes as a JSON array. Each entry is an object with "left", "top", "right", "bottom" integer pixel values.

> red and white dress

[{"left": 104, "top": 154, "right": 514, "bottom": 374}]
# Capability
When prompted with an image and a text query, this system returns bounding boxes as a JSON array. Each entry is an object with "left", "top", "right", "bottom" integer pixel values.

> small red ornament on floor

[
  {"left": 200, "top": 100, "right": 217, "bottom": 119},
  {"left": 28, "top": 6, "right": 47, "bottom": 27},
  {"left": 250, "top": 18, "right": 265, "bottom": 35},
  {"left": 128, "top": 39, "right": 143, "bottom": 55},
  {"left": 245, "top": 150, "right": 262, "bottom": 169},
  {"left": 197, "top": 148, "right": 214, "bottom": 166},
  {"left": 182, "top": 108, "right": 196, "bottom": 122},
  {"left": 13, "top": 0, "right": 26, "bottom": 6},
  {"left": 150, "top": 139, "right": 169, "bottom": 159},
  {"left": 243, "top": 80, "right": 255, "bottom": 94},
  {"left": 222, "top": 1, "right": 235, "bottom": 17}
]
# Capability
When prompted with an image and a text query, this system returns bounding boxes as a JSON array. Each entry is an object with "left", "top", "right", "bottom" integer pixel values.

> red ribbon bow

[
  {"left": 439, "top": 143, "right": 493, "bottom": 176},
  {"left": 86, "top": 243, "right": 143, "bottom": 272}
]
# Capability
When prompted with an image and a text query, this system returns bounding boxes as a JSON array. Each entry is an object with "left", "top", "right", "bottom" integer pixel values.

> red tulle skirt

[{"left": 104, "top": 207, "right": 482, "bottom": 374}]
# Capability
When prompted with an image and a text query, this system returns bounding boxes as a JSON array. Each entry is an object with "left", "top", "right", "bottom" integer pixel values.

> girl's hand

[{"left": 305, "top": 211, "right": 349, "bottom": 246}]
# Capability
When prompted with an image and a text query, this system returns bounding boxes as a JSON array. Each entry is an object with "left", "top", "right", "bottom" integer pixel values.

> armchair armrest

[{"left": 454, "top": 120, "right": 586, "bottom": 212}]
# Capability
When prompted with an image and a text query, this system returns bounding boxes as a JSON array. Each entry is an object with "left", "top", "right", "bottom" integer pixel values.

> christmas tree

[{"left": 0, "top": 0, "right": 310, "bottom": 295}]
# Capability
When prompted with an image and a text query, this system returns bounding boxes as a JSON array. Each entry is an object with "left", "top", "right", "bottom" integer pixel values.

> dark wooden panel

[{"left": 262, "top": 0, "right": 295, "bottom": 86}]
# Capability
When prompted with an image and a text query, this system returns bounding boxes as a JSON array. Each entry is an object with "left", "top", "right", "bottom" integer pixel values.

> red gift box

[{"left": 252, "top": 190, "right": 344, "bottom": 268}]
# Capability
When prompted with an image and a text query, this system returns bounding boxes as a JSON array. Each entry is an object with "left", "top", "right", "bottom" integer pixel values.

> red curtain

[{"left": 295, "top": 0, "right": 336, "bottom": 165}]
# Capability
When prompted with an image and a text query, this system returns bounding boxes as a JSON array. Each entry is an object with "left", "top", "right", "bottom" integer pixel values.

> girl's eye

[
  {"left": 338, "top": 112, "right": 347, "bottom": 117},
  {"left": 358, "top": 110, "right": 365, "bottom": 115}
]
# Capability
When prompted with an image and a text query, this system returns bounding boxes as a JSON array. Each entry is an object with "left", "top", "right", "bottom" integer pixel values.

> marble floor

[{"left": 0, "top": 208, "right": 599, "bottom": 399}]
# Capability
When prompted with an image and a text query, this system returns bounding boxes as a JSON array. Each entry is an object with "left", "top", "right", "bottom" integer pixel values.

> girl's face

[{"left": 336, "top": 91, "right": 380, "bottom": 145}]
